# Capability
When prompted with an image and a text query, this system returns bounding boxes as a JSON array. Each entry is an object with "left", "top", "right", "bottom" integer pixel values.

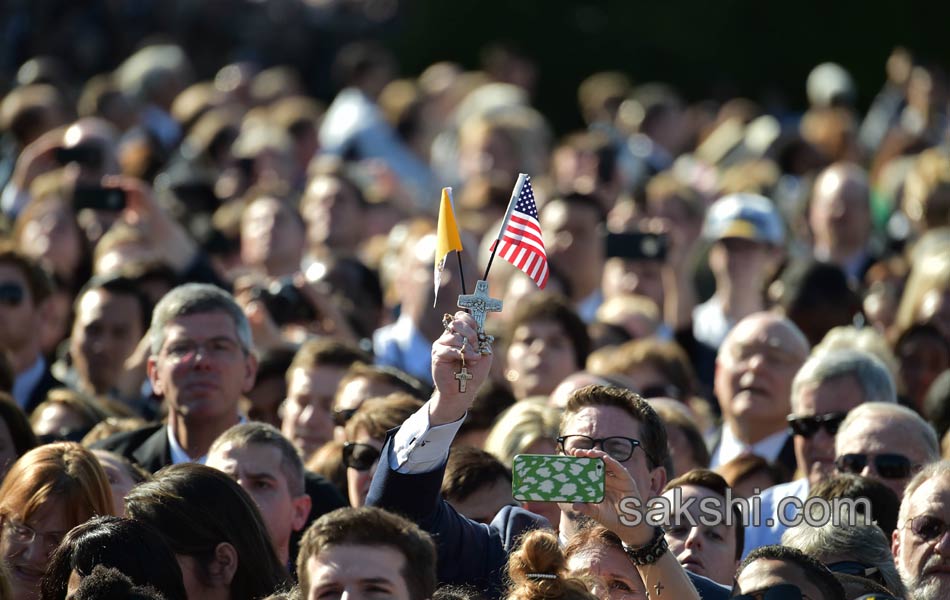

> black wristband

[{"left": 622, "top": 526, "right": 668, "bottom": 566}]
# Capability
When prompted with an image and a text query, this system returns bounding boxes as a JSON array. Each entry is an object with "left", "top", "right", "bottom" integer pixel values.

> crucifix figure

[
  {"left": 457, "top": 279, "right": 503, "bottom": 355},
  {"left": 455, "top": 366, "right": 473, "bottom": 392}
]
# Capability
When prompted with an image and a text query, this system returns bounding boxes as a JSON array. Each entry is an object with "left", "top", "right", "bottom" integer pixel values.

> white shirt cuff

[{"left": 390, "top": 402, "right": 465, "bottom": 474}]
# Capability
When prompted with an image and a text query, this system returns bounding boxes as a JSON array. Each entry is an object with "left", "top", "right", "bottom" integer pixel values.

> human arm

[{"left": 569, "top": 448, "right": 701, "bottom": 600}]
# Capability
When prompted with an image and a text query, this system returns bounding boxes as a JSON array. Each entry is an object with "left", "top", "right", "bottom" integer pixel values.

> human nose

[{"left": 684, "top": 526, "right": 702, "bottom": 549}]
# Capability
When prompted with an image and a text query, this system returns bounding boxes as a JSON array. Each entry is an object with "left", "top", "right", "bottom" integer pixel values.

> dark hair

[
  {"left": 808, "top": 474, "right": 900, "bottom": 537},
  {"left": 41, "top": 516, "right": 187, "bottom": 600},
  {"left": 649, "top": 401, "right": 710, "bottom": 473},
  {"left": 286, "top": 338, "right": 371, "bottom": 387},
  {"left": 662, "top": 469, "right": 744, "bottom": 560},
  {"left": 71, "top": 565, "right": 166, "bottom": 600},
  {"left": 125, "top": 463, "right": 288, "bottom": 599},
  {"left": 433, "top": 584, "right": 488, "bottom": 600},
  {"left": 0, "top": 391, "right": 37, "bottom": 461},
  {"left": 76, "top": 274, "right": 152, "bottom": 334},
  {"left": 297, "top": 507, "right": 437, "bottom": 600},
  {"left": 209, "top": 422, "right": 306, "bottom": 496},
  {"left": 442, "top": 447, "right": 512, "bottom": 504},
  {"left": 457, "top": 380, "right": 516, "bottom": 437},
  {"left": 924, "top": 369, "right": 950, "bottom": 440},
  {"left": 335, "top": 363, "right": 431, "bottom": 405},
  {"left": 510, "top": 292, "right": 590, "bottom": 369},
  {"left": 737, "top": 545, "right": 845, "bottom": 600},
  {"left": 561, "top": 385, "right": 669, "bottom": 471},
  {"left": 344, "top": 394, "right": 423, "bottom": 441},
  {"left": 0, "top": 243, "right": 54, "bottom": 305}
]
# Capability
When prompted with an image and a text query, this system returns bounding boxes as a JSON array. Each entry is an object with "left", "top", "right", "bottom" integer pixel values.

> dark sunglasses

[
  {"left": 0, "top": 282, "right": 24, "bottom": 307},
  {"left": 905, "top": 514, "right": 950, "bottom": 542},
  {"left": 786, "top": 412, "right": 847, "bottom": 438},
  {"left": 730, "top": 583, "right": 804, "bottom": 600},
  {"left": 835, "top": 453, "right": 914, "bottom": 479},
  {"left": 342, "top": 442, "right": 381, "bottom": 471},
  {"left": 827, "top": 561, "right": 886, "bottom": 587},
  {"left": 332, "top": 408, "right": 358, "bottom": 427}
]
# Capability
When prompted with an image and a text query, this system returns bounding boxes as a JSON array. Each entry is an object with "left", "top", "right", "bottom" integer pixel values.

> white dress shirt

[{"left": 710, "top": 424, "right": 790, "bottom": 469}]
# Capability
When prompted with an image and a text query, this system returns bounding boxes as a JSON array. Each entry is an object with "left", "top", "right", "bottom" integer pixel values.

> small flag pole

[
  {"left": 483, "top": 173, "right": 528, "bottom": 282},
  {"left": 446, "top": 188, "right": 468, "bottom": 296}
]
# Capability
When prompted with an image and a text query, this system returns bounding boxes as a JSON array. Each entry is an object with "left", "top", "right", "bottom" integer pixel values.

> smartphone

[
  {"left": 604, "top": 231, "right": 668, "bottom": 261},
  {"left": 512, "top": 455, "right": 605, "bottom": 503},
  {"left": 73, "top": 185, "right": 127, "bottom": 212},
  {"left": 55, "top": 145, "right": 103, "bottom": 169},
  {"left": 250, "top": 278, "right": 317, "bottom": 326}
]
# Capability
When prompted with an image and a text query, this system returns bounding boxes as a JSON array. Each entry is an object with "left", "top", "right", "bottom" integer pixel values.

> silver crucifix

[{"left": 457, "top": 280, "right": 502, "bottom": 355}]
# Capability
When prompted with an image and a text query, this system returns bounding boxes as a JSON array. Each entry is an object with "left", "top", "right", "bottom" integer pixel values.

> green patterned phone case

[{"left": 512, "top": 455, "right": 605, "bottom": 503}]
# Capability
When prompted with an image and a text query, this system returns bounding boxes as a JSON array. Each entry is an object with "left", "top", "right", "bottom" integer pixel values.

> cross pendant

[
  {"left": 455, "top": 366, "right": 473, "bottom": 393},
  {"left": 654, "top": 582, "right": 664, "bottom": 597}
]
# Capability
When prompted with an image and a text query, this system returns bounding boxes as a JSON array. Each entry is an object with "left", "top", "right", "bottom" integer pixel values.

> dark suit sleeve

[
  {"left": 365, "top": 431, "right": 548, "bottom": 598},
  {"left": 686, "top": 571, "right": 731, "bottom": 600}
]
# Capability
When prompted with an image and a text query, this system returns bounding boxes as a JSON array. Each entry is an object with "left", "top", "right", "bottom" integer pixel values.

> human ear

[
  {"left": 207, "top": 542, "right": 238, "bottom": 587},
  {"left": 291, "top": 494, "right": 312, "bottom": 532}
]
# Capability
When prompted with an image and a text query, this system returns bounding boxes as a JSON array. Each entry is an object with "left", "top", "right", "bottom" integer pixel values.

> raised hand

[
  {"left": 429, "top": 311, "right": 492, "bottom": 426},
  {"left": 566, "top": 448, "right": 655, "bottom": 547}
]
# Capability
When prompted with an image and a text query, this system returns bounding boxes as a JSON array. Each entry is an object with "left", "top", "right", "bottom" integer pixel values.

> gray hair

[
  {"left": 813, "top": 326, "right": 900, "bottom": 386},
  {"left": 782, "top": 516, "right": 905, "bottom": 598},
  {"left": 898, "top": 460, "right": 950, "bottom": 526},
  {"left": 836, "top": 402, "right": 940, "bottom": 461},
  {"left": 149, "top": 283, "right": 253, "bottom": 355},
  {"left": 791, "top": 349, "right": 896, "bottom": 412},
  {"left": 209, "top": 422, "right": 305, "bottom": 496}
]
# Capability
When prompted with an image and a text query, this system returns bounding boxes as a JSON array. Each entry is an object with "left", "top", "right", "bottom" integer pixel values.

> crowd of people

[{"left": 0, "top": 14, "right": 947, "bottom": 600}]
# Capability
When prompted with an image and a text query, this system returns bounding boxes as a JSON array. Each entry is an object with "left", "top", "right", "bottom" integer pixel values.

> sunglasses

[
  {"left": 827, "top": 561, "right": 886, "bottom": 587},
  {"left": 835, "top": 453, "right": 915, "bottom": 479},
  {"left": 0, "top": 282, "right": 24, "bottom": 307},
  {"left": 332, "top": 408, "right": 358, "bottom": 428},
  {"left": 786, "top": 412, "right": 847, "bottom": 438},
  {"left": 342, "top": 442, "right": 381, "bottom": 471},
  {"left": 730, "top": 583, "right": 804, "bottom": 600},
  {"left": 905, "top": 514, "right": 950, "bottom": 543}
]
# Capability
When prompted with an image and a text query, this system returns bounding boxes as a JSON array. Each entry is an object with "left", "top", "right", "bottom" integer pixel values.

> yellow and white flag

[{"left": 434, "top": 187, "right": 464, "bottom": 306}]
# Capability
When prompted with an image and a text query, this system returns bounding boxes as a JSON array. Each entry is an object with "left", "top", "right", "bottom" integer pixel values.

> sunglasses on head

[
  {"left": 342, "top": 442, "right": 381, "bottom": 471},
  {"left": 905, "top": 514, "right": 950, "bottom": 543},
  {"left": 332, "top": 408, "right": 358, "bottom": 427},
  {"left": 827, "top": 561, "right": 887, "bottom": 587},
  {"left": 786, "top": 412, "right": 847, "bottom": 438},
  {"left": 0, "top": 282, "right": 24, "bottom": 307},
  {"left": 730, "top": 583, "right": 804, "bottom": 600},
  {"left": 835, "top": 453, "right": 914, "bottom": 479}
]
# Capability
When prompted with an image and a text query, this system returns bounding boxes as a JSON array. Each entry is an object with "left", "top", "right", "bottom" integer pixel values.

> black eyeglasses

[
  {"left": 332, "top": 408, "right": 358, "bottom": 427},
  {"left": 0, "top": 282, "right": 24, "bottom": 307},
  {"left": 557, "top": 435, "right": 647, "bottom": 463},
  {"left": 827, "top": 561, "right": 887, "bottom": 587},
  {"left": 342, "top": 442, "right": 381, "bottom": 471},
  {"left": 786, "top": 412, "right": 847, "bottom": 438},
  {"left": 905, "top": 514, "right": 950, "bottom": 543},
  {"left": 835, "top": 453, "right": 915, "bottom": 479},
  {"left": 730, "top": 583, "right": 804, "bottom": 600}
]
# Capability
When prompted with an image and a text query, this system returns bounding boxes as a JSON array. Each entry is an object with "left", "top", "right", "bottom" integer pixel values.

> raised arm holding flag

[{"left": 434, "top": 187, "right": 466, "bottom": 307}]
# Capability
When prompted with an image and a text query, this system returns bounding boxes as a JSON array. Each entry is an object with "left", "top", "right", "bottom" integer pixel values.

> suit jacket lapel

[{"left": 132, "top": 427, "right": 173, "bottom": 473}]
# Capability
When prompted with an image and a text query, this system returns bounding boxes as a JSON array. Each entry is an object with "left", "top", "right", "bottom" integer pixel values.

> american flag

[{"left": 491, "top": 176, "right": 548, "bottom": 289}]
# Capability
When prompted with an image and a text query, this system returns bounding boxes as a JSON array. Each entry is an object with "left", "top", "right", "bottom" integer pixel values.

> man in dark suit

[
  {"left": 0, "top": 245, "right": 64, "bottom": 414},
  {"left": 94, "top": 282, "right": 258, "bottom": 470},
  {"left": 368, "top": 311, "right": 729, "bottom": 600},
  {"left": 708, "top": 312, "right": 810, "bottom": 476}
]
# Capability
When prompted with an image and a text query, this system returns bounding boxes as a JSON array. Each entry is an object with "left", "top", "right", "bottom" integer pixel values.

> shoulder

[
  {"left": 686, "top": 570, "right": 731, "bottom": 600},
  {"left": 90, "top": 423, "right": 165, "bottom": 453}
]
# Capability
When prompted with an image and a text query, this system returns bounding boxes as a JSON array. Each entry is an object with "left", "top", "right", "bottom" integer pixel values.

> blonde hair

[
  {"left": 0, "top": 442, "right": 114, "bottom": 525},
  {"left": 902, "top": 149, "right": 950, "bottom": 232},
  {"left": 484, "top": 399, "right": 560, "bottom": 468},
  {"left": 894, "top": 247, "right": 950, "bottom": 337},
  {"left": 506, "top": 530, "right": 596, "bottom": 600}
]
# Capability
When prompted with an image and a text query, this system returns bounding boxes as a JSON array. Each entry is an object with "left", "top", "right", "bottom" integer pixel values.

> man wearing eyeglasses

[
  {"left": 367, "top": 311, "right": 730, "bottom": 599},
  {"left": 892, "top": 460, "right": 950, "bottom": 600},
  {"left": 835, "top": 402, "right": 939, "bottom": 501},
  {"left": 741, "top": 350, "right": 897, "bottom": 558},
  {"left": 0, "top": 245, "right": 65, "bottom": 414}
]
